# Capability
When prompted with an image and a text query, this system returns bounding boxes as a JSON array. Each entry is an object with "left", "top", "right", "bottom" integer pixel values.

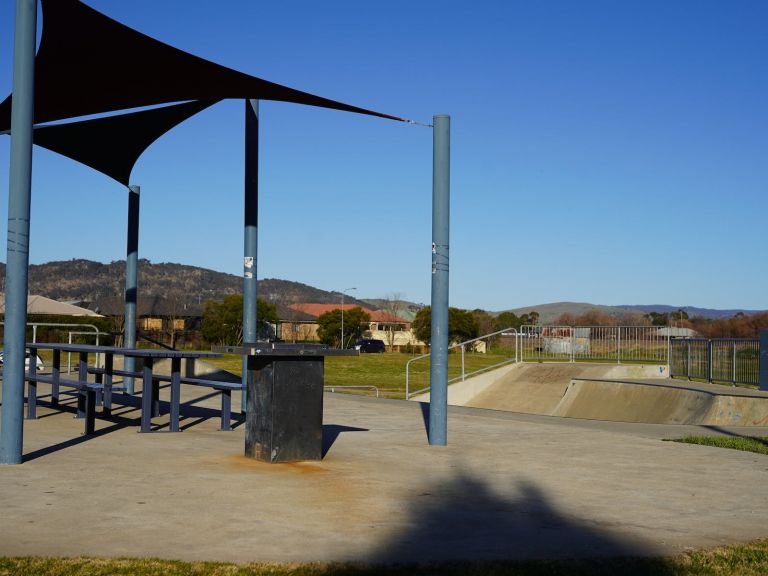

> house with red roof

[{"left": 283, "top": 303, "right": 423, "bottom": 350}]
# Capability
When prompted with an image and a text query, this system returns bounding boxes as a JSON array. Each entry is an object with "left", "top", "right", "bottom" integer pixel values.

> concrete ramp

[
  {"left": 460, "top": 362, "right": 768, "bottom": 426},
  {"left": 464, "top": 363, "right": 667, "bottom": 414},
  {"left": 553, "top": 379, "right": 768, "bottom": 426}
]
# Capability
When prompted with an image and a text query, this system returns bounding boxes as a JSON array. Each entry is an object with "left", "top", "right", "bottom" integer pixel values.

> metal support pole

[
  {"left": 429, "top": 114, "right": 450, "bottom": 446},
  {"left": 124, "top": 185, "right": 140, "bottom": 394},
  {"left": 1, "top": 0, "right": 37, "bottom": 465},
  {"left": 242, "top": 99, "right": 259, "bottom": 412},
  {"left": 759, "top": 330, "right": 768, "bottom": 392},
  {"left": 706, "top": 340, "right": 713, "bottom": 383}
]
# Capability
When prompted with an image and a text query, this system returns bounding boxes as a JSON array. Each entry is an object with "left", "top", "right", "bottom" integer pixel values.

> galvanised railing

[
  {"left": 519, "top": 325, "right": 671, "bottom": 364},
  {"left": 669, "top": 338, "right": 759, "bottom": 386},
  {"left": 405, "top": 328, "right": 518, "bottom": 399}
]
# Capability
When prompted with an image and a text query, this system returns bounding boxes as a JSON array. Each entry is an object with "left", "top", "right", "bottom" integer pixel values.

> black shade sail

[
  {"left": 0, "top": 0, "right": 408, "bottom": 132},
  {"left": 32, "top": 100, "right": 219, "bottom": 186}
]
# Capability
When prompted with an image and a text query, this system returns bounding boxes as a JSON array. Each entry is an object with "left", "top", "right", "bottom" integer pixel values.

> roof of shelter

[
  {"left": 0, "top": 293, "right": 103, "bottom": 316},
  {"left": 31, "top": 100, "right": 219, "bottom": 186},
  {"left": 0, "top": 0, "right": 408, "bottom": 132}
]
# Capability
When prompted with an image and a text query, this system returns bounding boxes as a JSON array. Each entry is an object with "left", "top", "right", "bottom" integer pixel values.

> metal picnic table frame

[{"left": 25, "top": 342, "right": 221, "bottom": 434}]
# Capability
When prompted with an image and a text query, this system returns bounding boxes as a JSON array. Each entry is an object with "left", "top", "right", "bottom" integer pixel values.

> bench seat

[
  {"left": 152, "top": 374, "right": 243, "bottom": 431},
  {"left": 26, "top": 373, "right": 104, "bottom": 435}
]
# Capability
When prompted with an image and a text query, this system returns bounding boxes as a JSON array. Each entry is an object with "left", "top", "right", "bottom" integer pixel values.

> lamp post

[{"left": 340, "top": 287, "right": 356, "bottom": 349}]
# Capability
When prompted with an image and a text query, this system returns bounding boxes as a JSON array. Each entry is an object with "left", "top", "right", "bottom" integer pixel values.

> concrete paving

[{"left": 1, "top": 383, "right": 768, "bottom": 564}]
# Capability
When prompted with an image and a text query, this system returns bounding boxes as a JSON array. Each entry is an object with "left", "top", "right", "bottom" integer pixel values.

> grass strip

[
  {"left": 669, "top": 435, "right": 768, "bottom": 455},
  {"left": 2, "top": 540, "right": 768, "bottom": 576}
]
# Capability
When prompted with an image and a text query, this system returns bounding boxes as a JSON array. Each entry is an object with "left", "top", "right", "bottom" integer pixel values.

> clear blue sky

[{"left": 1, "top": 0, "right": 767, "bottom": 312}]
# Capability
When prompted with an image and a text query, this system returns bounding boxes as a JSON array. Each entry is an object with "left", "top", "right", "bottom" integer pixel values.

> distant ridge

[
  {"left": 615, "top": 304, "right": 766, "bottom": 320},
  {"left": 0, "top": 259, "right": 371, "bottom": 316},
  {"left": 1, "top": 261, "right": 762, "bottom": 320},
  {"left": 501, "top": 301, "right": 765, "bottom": 324}
]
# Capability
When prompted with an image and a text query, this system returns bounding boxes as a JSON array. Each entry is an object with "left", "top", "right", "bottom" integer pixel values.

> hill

[
  {"left": 616, "top": 304, "right": 766, "bottom": 320},
  {"left": 501, "top": 301, "right": 765, "bottom": 324},
  {"left": 0, "top": 259, "right": 371, "bottom": 316}
]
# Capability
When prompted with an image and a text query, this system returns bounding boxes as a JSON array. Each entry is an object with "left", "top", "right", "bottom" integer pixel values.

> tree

[
  {"left": 495, "top": 311, "right": 521, "bottom": 331},
  {"left": 411, "top": 306, "right": 480, "bottom": 346},
  {"left": 201, "top": 295, "right": 278, "bottom": 346},
  {"left": 518, "top": 311, "right": 540, "bottom": 326},
  {"left": 316, "top": 307, "right": 371, "bottom": 348},
  {"left": 380, "top": 292, "right": 407, "bottom": 351},
  {"left": 471, "top": 309, "right": 496, "bottom": 337}
]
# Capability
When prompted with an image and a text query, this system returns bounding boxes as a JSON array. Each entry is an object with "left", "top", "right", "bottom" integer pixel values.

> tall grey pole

[
  {"left": 429, "top": 114, "right": 450, "bottom": 446},
  {"left": 242, "top": 99, "right": 259, "bottom": 412},
  {"left": 123, "top": 185, "right": 140, "bottom": 395},
  {"left": 1, "top": 0, "right": 37, "bottom": 465}
]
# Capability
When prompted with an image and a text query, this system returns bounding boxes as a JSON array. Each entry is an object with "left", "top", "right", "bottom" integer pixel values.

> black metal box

[{"left": 245, "top": 354, "right": 324, "bottom": 462}]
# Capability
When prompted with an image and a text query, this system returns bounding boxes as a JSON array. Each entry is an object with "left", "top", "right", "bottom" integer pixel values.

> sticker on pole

[{"left": 244, "top": 257, "right": 254, "bottom": 269}]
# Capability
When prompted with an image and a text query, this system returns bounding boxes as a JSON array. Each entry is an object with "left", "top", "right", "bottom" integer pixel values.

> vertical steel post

[
  {"left": 759, "top": 330, "right": 768, "bottom": 392},
  {"left": 242, "top": 99, "right": 259, "bottom": 412},
  {"left": 429, "top": 115, "right": 450, "bottom": 446},
  {"left": 123, "top": 185, "right": 140, "bottom": 395},
  {"left": 706, "top": 340, "right": 713, "bottom": 383},
  {"left": 1, "top": 0, "right": 37, "bottom": 465}
]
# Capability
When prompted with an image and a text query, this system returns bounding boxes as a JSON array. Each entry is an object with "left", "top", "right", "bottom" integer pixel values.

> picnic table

[{"left": 25, "top": 343, "right": 221, "bottom": 434}]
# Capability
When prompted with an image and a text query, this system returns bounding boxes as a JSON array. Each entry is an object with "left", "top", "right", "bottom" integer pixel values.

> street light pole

[{"left": 340, "top": 287, "right": 356, "bottom": 349}]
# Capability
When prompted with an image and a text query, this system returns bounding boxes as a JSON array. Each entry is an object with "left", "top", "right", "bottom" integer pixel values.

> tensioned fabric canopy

[
  {"left": 0, "top": 0, "right": 407, "bottom": 132},
  {"left": 31, "top": 100, "right": 219, "bottom": 186}
]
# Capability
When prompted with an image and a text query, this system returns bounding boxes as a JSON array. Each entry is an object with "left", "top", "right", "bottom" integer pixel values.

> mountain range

[
  {"left": 504, "top": 302, "right": 765, "bottom": 324},
  {"left": 0, "top": 260, "right": 761, "bottom": 321}
]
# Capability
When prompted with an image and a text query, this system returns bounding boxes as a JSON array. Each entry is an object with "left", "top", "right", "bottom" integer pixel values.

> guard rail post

[{"left": 759, "top": 329, "right": 768, "bottom": 391}]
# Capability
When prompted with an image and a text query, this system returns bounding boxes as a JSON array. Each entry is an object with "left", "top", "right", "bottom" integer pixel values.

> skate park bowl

[{"left": 411, "top": 362, "right": 768, "bottom": 426}]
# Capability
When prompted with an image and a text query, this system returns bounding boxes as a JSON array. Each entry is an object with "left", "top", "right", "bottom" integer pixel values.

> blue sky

[{"left": 1, "top": 0, "right": 767, "bottom": 312}]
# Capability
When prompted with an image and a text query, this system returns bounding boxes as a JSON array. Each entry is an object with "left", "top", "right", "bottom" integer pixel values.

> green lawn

[
  {"left": 205, "top": 351, "right": 516, "bottom": 399},
  {"left": 669, "top": 435, "right": 768, "bottom": 455},
  {"left": 3, "top": 539, "right": 768, "bottom": 575}
]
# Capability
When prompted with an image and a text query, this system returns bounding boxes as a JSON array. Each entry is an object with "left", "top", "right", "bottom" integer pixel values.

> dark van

[{"left": 356, "top": 339, "right": 385, "bottom": 353}]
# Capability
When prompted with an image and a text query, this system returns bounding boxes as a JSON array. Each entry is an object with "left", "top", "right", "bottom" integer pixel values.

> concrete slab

[{"left": 1, "top": 384, "right": 768, "bottom": 564}]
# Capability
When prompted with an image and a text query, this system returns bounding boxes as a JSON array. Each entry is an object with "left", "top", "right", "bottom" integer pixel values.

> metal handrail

[
  {"left": 405, "top": 327, "right": 518, "bottom": 399},
  {"left": 1, "top": 322, "right": 105, "bottom": 373}
]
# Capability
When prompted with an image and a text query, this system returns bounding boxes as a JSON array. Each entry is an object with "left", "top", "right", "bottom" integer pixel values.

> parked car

[
  {"left": 0, "top": 349, "right": 44, "bottom": 370},
  {"left": 355, "top": 339, "right": 385, "bottom": 353}
]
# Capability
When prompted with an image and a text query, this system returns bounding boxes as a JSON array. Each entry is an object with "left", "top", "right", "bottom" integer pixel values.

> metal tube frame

[
  {"left": 428, "top": 115, "right": 450, "bottom": 446},
  {"left": 1, "top": 0, "right": 37, "bottom": 465}
]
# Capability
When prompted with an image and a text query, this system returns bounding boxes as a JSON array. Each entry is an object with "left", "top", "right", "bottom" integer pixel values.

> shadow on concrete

[
  {"left": 322, "top": 424, "right": 368, "bottom": 458},
  {"left": 419, "top": 401, "right": 430, "bottom": 440},
  {"left": 22, "top": 421, "right": 130, "bottom": 463},
  {"left": 366, "top": 473, "right": 670, "bottom": 570}
]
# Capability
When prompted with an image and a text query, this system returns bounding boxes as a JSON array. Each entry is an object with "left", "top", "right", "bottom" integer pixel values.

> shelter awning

[
  {"left": 0, "top": 0, "right": 407, "bottom": 132},
  {"left": 31, "top": 100, "right": 219, "bottom": 186}
]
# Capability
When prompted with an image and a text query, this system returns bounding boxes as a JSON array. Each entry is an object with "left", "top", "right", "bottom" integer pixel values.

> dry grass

[{"left": 3, "top": 540, "right": 768, "bottom": 576}]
